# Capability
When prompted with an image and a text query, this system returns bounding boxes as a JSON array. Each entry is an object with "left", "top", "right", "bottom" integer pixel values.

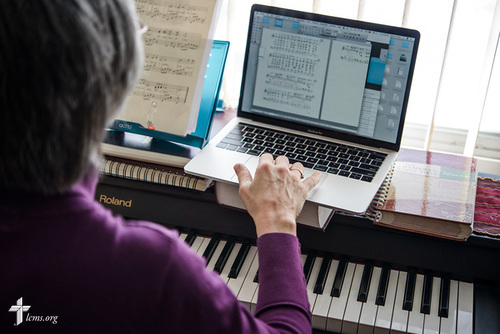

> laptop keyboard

[{"left": 216, "top": 123, "right": 387, "bottom": 182}]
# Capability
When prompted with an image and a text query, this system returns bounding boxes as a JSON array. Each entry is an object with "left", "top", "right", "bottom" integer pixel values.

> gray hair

[{"left": 0, "top": 0, "right": 143, "bottom": 194}]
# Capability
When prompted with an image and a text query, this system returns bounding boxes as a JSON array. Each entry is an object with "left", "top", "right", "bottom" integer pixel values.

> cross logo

[{"left": 9, "top": 297, "right": 31, "bottom": 326}]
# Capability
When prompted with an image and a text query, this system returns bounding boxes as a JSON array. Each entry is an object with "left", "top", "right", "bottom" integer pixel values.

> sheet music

[
  {"left": 120, "top": 0, "right": 220, "bottom": 136},
  {"left": 252, "top": 29, "right": 330, "bottom": 118}
]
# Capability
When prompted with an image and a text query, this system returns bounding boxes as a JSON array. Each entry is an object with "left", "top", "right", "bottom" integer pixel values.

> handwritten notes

[{"left": 120, "top": 0, "right": 220, "bottom": 136}]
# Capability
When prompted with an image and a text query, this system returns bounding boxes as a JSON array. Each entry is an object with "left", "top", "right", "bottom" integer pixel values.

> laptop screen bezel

[{"left": 237, "top": 4, "right": 420, "bottom": 151}]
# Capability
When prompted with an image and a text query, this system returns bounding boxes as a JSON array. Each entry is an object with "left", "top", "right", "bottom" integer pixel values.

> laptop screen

[{"left": 239, "top": 5, "right": 420, "bottom": 150}]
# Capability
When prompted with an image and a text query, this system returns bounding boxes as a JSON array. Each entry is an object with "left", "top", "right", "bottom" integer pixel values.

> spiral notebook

[{"left": 367, "top": 148, "right": 477, "bottom": 241}]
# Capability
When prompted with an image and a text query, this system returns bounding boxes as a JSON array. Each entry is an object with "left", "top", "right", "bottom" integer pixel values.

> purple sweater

[{"left": 0, "top": 172, "right": 311, "bottom": 333}]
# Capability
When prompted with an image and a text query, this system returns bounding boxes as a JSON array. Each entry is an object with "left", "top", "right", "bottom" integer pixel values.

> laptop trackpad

[{"left": 231, "top": 156, "right": 260, "bottom": 181}]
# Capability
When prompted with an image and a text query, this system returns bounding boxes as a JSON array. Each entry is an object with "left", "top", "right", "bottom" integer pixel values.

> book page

[{"left": 120, "top": 0, "right": 221, "bottom": 136}]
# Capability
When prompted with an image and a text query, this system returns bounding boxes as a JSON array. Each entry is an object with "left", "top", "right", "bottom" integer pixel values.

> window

[{"left": 214, "top": 0, "right": 500, "bottom": 174}]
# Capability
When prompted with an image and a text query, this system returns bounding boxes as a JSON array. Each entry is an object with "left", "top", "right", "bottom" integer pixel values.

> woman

[{"left": 0, "top": 0, "right": 321, "bottom": 333}]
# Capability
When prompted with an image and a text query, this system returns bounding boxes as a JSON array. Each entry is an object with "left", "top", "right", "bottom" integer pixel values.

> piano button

[
  {"left": 374, "top": 269, "right": 400, "bottom": 333},
  {"left": 314, "top": 256, "right": 332, "bottom": 294},
  {"left": 311, "top": 259, "right": 339, "bottom": 330},
  {"left": 439, "top": 276, "right": 451, "bottom": 318},
  {"left": 214, "top": 239, "right": 235, "bottom": 274},
  {"left": 423, "top": 276, "right": 441, "bottom": 333},
  {"left": 228, "top": 242, "right": 250, "bottom": 279},
  {"left": 376, "top": 266, "right": 390, "bottom": 305},
  {"left": 440, "top": 280, "right": 459, "bottom": 334},
  {"left": 237, "top": 247, "right": 259, "bottom": 311},
  {"left": 219, "top": 242, "right": 241, "bottom": 284},
  {"left": 227, "top": 246, "right": 257, "bottom": 296},
  {"left": 421, "top": 273, "right": 433, "bottom": 314},
  {"left": 457, "top": 281, "right": 474, "bottom": 334},
  {"left": 326, "top": 262, "right": 355, "bottom": 333},
  {"left": 184, "top": 231, "right": 197, "bottom": 246},
  {"left": 407, "top": 274, "right": 425, "bottom": 333},
  {"left": 342, "top": 264, "right": 365, "bottom": 334},
  {"left": 358, "top": 266, "right": 382, "bottom": 334},
  {"left": 357, "top": 263, "right": 373, "bottom": 302},
  {"left": 390, "top": 271, "right": 409, "bottom": 333},
  {"left": 303, "top": 253, "right": 316, "bottom": 283},
  {"left": 331, "top": 259, "right": 348, "bottom": 297},
  {"left": 403, "top": 269, "right": 417, "bottom": 311},
  {"left": 206, "top": 240, "right": 227, "bottom": 272},
  {"left": 202, "top": 236, "right": 220, "bottom": 263},
  {"left": 306, "top": 256, "right": 323, "bottom": 309}
]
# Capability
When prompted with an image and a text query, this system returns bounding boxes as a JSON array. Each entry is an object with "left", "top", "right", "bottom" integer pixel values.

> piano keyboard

[{"left": 179, "top": 232, "right": 474, "bottom": 334}]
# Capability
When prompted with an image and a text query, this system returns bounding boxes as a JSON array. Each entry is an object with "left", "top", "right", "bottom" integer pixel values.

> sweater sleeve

[{"left": 255, "top": 233, "right": 312, "bottom": 333}]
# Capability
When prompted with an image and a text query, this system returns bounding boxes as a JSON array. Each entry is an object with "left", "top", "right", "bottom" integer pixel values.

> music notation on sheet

[
  {"left": 340, "top": 45, "right": 370, "bottom": 64},
  {"left": 136, "top": 0, "right": 209, "bottom": 24},
  {"left": 270, "top": 32, "right": 323, "bottom": 56},
  {"left": 120, "top": 0, "right": 219, "bottom": 136},
  {"left": 133, "top": 79, "right": 189, "bottom": 104},
  {"left": 262, "top": 88, "right": 313, "bottom": 110},
  {"left": 268, "top": 52, "right": 318, "bottom": 76},
  {"left": 265, "top": 73, "right": 314, "bottom": 93},
  {"left": 144, "top": 27, "right": 201, "bottom": 51},
  {"left": 144, "top": 53, "right": 195, "bottom": 76},
  {"left": 253, "top": 29, "right": 329, "bottom": 117}
]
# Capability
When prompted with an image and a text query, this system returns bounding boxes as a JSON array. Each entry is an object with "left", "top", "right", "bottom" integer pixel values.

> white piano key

[
  {"left": 358, "top": 266, "right": 382, "bottom": 334},
  {"left": 390, "top": 270, "right": 409, "bottom": 333},
  {"left": 311, "top": 258, "right": 339, "bottom": 330},
  {"left": 179, "top": 232, "right": 188, "bottom": 241},
  {"left": 374, "top": 269, "right": 399, "bottom": 334},
  {"left": 219, "top": 242, "right": 242, "bottom": 284},
  {"left": 439, "top": 280, "right": 458, "bottom": 334},
  {"left": 206, "top": 240, "right": 227, "bottom": 271},
  {"left": 306, "top": 256, "right": 323, "bottom": 309},
  {"left": 227, "top": 246, "right": 258, "bottom": 297},
  {"left": 237, "top": 250, "right": 259, "bottom": 311},
  {"left": 423, "top": 276, "right": 441, "bottom": 334},
  {"left": 457, "top": 281, "right": 474, "bottom": 334},
  {"left": 342, "top": 263, "right": 365, "bottom": 334},
  {"left": 326, "top": 262, "right": 356, "bottom": 333},
  {"left": 407, "top": 273, "right": 425, "bottom": 334},
  {"left": 195, "top": 237, "right": 210, "bottom": 256}
]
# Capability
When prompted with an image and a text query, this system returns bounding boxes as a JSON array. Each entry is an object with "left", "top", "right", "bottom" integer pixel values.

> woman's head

[{"left": 0, "top": 0, "right": 143, "bottom": 194}]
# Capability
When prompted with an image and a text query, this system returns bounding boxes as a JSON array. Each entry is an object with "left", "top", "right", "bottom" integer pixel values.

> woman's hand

[{"left": 234, "top": 154, "right": 322, "bottom": 237}]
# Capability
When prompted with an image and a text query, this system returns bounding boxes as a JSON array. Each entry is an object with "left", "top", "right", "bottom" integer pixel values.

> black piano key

[
  {"left": 202, "top": 236, "right": 220, "bottom": 264},
  {"left": 184, "top": 231, "right": 197, "bottom": 246},
  {"left": 331, "top": 260, "right": 347, "bottom": 297},
  {"left": 313, "top": 256, "right": 332, "bottom": 294},
  {"left": 214, "top": 240, "right": 235, "bottom": 274},
  {"left": 228, "top": 242, "right": 250, "bottom": 279},
  {"left": 421, "top": 273, "right": 433, "bottom": 314},
  {"left": 403, "top": 270, "right": 417, "bottom": 311},
  {"left": 303, "top": 254, "right": 316, "bottom": 283},
  {"left": 253, "top": 270, "right": 259, "bottom": 283},
  {"left": 376, "top": 266, "right": 390, "bottom": 306},
  {"left": 438, "top": 277, "right": 451, "bottom": 318},
  {"left": 357, "top": 263, "right": 373, "bottom": 302}
]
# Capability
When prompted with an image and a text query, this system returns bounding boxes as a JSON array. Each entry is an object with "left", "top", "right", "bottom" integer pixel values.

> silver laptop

[{"left": 185, "top": 4, "right": 420, "bottom": 214}]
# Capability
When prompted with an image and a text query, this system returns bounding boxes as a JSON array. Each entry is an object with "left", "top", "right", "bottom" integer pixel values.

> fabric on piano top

[
  {"left": 0, "top": 169, "right": 311, "bottom": 333},
  {"left": 474, "top": 175, "right": 500, "bottom": 237}
]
